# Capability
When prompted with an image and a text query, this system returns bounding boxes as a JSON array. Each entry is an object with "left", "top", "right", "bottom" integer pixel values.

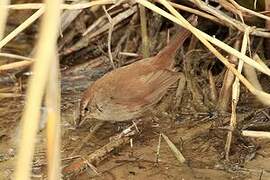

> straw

[{"left": 14, "top": 0, "right": 63, "bottom": 179}]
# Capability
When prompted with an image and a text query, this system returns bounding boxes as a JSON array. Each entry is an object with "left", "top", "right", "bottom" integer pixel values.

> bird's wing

[{"left": 110, "top": 69, "right": 180, "bottom": 107}]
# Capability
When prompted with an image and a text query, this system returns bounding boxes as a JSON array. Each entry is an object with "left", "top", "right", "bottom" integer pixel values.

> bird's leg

[
  {"left": 114, "top": 119, "right": 143, "bottom": 139},
  {"left": 70, "top": 121, "right": 105, "bottom": 155},
  {"left": 89, "top": 121, "right": 105, "bottom": 134},
  {"left": 75, "top": 115, "right": 85, "bottom": 128}
]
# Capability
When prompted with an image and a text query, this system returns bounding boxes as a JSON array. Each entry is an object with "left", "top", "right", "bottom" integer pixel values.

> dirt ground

[{"left": 1, "top": 63, "right": 270, "bottom": 180}]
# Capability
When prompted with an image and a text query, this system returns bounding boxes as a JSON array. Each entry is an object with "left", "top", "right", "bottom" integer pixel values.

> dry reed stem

[
  {"left": 244, "top": 54, "right": 263, "bottom": 91},
  {"left": 83, "top": 14, "right": 107, "bottom": 36},
  {"left": 217, "top": 40, "right": 240, "bottom": 111},
  {"left": 45, "top": 53, "right": 61, "bottom": 180},
  {"left": 233, "top": 29, "right": 250, "bottom": 103},
  {"left": 136, "top": 0, "right": 270, "bottom": 106},
  {"left": 82, "top": 8, "right": 122, "bottom": 36},
  {"left": 0, "top": 0, "right": 10, "bottom": 40},
  {"left": 60, "top": 1, "right": 84, "bottom": 34},
  {"left": 0, "top": 53, "right": 34, "bottom": 72},
  {"left": 0, "top": 7, "right": 44, "bottom": 49},
  {"left": 139, "top": 4, "right": 150, "bottom": 58},
  {"left": 208, "top": 70, "right": 217, "bottom": 102},
  {"left": 0, "top": 0, "right": 10, "bottom": 97},
  {"left": 225, "top": 29, "right": 249, "bottom": 160},
  {"left": 0, "top": 92, "right": 23, "bottom": 98},
  {"left": 161, "top": 133, "right": 186, "bottom": 163},
  {"left": 218, "top": 0, "right": 247, "bottom": 22},
  {"left": 0, "top": 53, "right": 33, "bottom": 61},
  {"left": 0, "top": 60, "right": 32, "bottom": 71},
  {"left": 163, "top": 1, "right": 221, "bottom": 24},
  {"left": 0, "top": 1, "right": 116, "bottom": 71},
  {"left": 107, "top": 0, "right": 125, "bottom": 11},
  {"left": 119, "top": 52, "right": 139, "bottom": 57},
  {"left": 175, "top": 73, "right": 186, "bottom": 108},
  {"left": 103, "top": 5, "right": 116, "bottom": 69},
  {"left": 14, "top": 0, "right": 63, "bottom": 179},
  {"left": 217, "top": 69, "right": 235, "bottom": 110},
  {"left": 242, "top": 130, "right": 270, "bottom": 139}
]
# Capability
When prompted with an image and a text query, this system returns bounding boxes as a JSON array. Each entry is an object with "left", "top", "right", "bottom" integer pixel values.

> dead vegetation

[{"left": 1, "top": 0, "right": 270, "bottom": 179}]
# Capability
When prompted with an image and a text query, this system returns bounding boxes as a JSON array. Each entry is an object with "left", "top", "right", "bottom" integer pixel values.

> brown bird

[{"left": 77, "top": 15, "right": 198, "bottom": 126}]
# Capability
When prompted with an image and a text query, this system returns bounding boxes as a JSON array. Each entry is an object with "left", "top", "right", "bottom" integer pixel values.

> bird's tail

[{"left": 154, "top": 15, "right": 198, "bottom": 68}]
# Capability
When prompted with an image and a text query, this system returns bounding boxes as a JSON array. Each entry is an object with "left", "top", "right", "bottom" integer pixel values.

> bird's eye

[{"left": 84, "top": 107, "right": 89, "bottom": 112}]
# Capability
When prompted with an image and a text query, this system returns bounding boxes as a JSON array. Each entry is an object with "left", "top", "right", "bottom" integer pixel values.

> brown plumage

[{"left": 77, "top": 15, "right": 198, "bottom": 126}]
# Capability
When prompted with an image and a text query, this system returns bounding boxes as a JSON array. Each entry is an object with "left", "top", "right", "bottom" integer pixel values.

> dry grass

[
  {"left": 0, "top": 0, "right": 270, "bottom": 179},
  {"left": 13, "top": 0, "right": 63, "bottom": 179}
]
